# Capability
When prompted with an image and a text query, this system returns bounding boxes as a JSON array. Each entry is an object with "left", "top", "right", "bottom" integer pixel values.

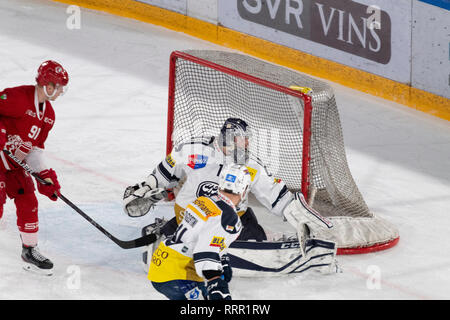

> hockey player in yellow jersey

[
  {"left": 148, "top": 164, "right": 251, "bottom": 300},
  {"left": 123, "top": 118, "right": 335, "bottom": 277}
]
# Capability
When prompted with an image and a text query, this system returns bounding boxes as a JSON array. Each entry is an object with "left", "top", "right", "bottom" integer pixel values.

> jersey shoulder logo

[
  {"left": 187, "top": 154, "right": 208, "bottom": 169},
  {"left": 196, "top": 181, "right": 219, "bottom": 198},
  {"left": 165, "top": 153, "right": 176, "bottom": 168}
]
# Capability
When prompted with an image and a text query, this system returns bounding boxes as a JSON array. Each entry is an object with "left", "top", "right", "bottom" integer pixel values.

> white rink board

[{"left": 411, "top": 1, "right": 450, "bottom": 99}]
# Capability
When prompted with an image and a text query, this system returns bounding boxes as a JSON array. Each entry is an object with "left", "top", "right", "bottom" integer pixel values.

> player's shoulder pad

[
  {"left": 174, "top": 136, "right": 215, "bottom": 152},
  {"left": 215, "top": 200, "right": 242, "bottom": 234}
]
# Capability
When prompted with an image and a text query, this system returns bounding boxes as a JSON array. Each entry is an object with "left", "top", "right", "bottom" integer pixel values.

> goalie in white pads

[
  {"left": 123, "top": 118, "right": 289, "bottom": 239},
  {"left": 148, "top": 164, "right": 250, "bottom": 300},
  {"left": 124, "top": 117, "right": 338, "bottom": 276}
]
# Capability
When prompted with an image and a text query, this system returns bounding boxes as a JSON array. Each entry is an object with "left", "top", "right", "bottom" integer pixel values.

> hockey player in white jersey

[
  {"left": 124, "top": 118, "right": 336, "bottom": 275},
  {"left": 148, "top": 164, "right": 251, "bottom": 300},
  {"left": 124, "top": 118, "right": 292, "bottom": 237}
]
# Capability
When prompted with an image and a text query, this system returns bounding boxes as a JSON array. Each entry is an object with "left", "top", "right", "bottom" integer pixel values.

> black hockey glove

[
  {"left": 206, "top": 277, "right": 232, "bottom": 300},
  {"left": 221, "top": 254, "right": 232, "bottom": 283}
]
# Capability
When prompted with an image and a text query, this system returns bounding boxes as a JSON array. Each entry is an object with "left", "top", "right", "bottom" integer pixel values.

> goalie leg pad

[{"left": 227, "top": 238, "right": 338, "bottom": 277}]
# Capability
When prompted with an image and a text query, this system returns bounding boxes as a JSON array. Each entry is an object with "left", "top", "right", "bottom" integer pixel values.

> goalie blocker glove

[
  {"left": 283, "top": 192, "right": 333, "bottom": 232},
  {"left": 283, "top": 192, "right": 334, "bottom": 256},
  {"left": 123, "top": 174, "right": 167, "bottom": 217}
]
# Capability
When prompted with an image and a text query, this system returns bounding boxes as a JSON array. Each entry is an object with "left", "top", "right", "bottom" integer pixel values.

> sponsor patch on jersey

[
  {"left": 225, "top": 174, "right": 236, "bottom": 183},
  {"left": 0, "top": 94, "right": 7, "bottom": 100},
  {"left": 185, "top": 287, "right": 201, "bottom": 300},
  {"left": 246, "top": 166, "right": 257, "bottom": 181},
  {"left": 187, "top": 154, "right": 208, "bottom": 169},
  {"left": 210, "top": 236, "right": 226, "bottom": 250},
  {"left": 226, "top": 225, "right": 235, "bottom": 232},
  {"left": 165, "top": 153, "right": 176, "bottom": 168},
  {"left": 189, "top": 197, "right": 222, "bottom": 221},
  {"left": 44, "top": 117, "right": 54, "bottom": 125},
  {"left": 274, "top": 178, "right": 282, "bottom": 184}
]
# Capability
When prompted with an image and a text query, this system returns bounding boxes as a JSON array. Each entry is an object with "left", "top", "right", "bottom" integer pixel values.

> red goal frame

[
  {"left": 166, "top": 51, "right": 313, "bottom": 200},
  {"left": 165, "top": 51, "right": 399, "bottom": 255}
]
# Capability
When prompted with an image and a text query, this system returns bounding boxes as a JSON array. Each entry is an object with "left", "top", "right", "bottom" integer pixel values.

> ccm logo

[{"left": 281, "top": 242, "right": 301, "bottom": 249}]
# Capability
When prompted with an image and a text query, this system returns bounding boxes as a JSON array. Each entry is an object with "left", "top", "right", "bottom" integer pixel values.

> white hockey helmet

[{"left": 218, "top": 164, "right": 252, "bottom": 198}]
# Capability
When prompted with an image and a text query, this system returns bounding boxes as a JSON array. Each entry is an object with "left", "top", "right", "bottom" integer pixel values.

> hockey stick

[{"left": 4, "top": 150, "right": 158, "bottom": 249}]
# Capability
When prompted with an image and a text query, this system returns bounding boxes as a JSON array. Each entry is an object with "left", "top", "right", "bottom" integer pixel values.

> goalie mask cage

[{"left": 166, "top": 50, "right": 399, "bottom": 254}]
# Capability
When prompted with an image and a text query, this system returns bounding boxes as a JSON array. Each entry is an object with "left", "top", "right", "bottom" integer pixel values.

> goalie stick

[{"left": 4, "top": 150, "right": 158, "bottom": 249}]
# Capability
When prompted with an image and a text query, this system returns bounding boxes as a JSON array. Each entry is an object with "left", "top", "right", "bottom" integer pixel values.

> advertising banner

[
  {"left": 219, "top": 0, "right": 412, "bottom": 83},
  {"left": 418, "top": 0, "right": 450, "bottom": 10}
]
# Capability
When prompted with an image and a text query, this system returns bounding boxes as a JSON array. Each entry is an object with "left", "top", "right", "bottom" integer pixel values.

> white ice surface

[{"left": 1, "top": 0, "right": 450, "bottom": 300}]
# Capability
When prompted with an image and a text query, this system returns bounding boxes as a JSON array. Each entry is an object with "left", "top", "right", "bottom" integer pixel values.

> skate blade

[{"left": 23, "top": 262, "right": 53, "bottom": 276}]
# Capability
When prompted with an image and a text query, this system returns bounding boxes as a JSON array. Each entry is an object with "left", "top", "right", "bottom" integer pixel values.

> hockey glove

[
  {"left": 283, "top": 192, "right": 333, "bottom": 232},
  {"left": 221, "top": 254, "right": 233, "bottom": 283},
  {"left": 283, "top": 192, "right": 334, "bottom": 256},
  {"left": 2, "top": 135, "right": 33, "bottom": 170},
  {"left": 37, "top": 169, "right": 61, "bottom": 201},
  {"left": 123, "top": 175, "right": 167, "bottom": 217},
  {"left": 206, "top": 277, "right": 232, "bottom": 300}
]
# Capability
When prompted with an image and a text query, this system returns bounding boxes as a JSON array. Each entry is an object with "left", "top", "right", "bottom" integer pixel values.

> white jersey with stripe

[
  {"left": 170, "top": 193, "right": 242, "bottom": 276},
  {"left": 152, "top": 136, "right": 293, "bottom": 216}
]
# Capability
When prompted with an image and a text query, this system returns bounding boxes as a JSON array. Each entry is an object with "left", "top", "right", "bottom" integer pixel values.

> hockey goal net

[{"left": 166, "top": 50, "right": 399, "bottom": 254}]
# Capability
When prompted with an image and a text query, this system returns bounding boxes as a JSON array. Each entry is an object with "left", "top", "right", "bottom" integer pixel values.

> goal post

[
  {"left": 167, "top": 50, "right": 314, "bottom": 200},
  {"left": 166, "top": 50, "right": 399, "bottom": 255}
]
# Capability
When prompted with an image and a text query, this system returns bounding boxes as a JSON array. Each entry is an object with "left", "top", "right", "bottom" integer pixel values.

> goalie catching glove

[{"left": 123, "top": 174, "right": 168, "bottom": 217}]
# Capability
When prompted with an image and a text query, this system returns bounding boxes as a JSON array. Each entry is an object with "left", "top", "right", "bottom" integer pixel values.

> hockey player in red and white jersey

[
  {"left": 148, "top": 164, "right": 251, "bottom": 300},
  {"left": 0, "top": 60, "right": 68, "bottom": 275}
]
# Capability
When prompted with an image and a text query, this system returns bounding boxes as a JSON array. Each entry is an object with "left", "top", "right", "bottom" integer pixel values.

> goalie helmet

[
  {"left": 218, "top": 118, "right": 252, "bottom": 165},
  {"left": 36, "top": 60, "right": 69, "bottom": 90},
  {"left": 218, "top": 164, "right": 252, "bottom": 199}
]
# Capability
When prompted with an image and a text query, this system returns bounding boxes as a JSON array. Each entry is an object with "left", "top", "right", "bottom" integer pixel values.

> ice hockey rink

[{"left": 1, "top": 0, "right": 450, "bottom": 300}]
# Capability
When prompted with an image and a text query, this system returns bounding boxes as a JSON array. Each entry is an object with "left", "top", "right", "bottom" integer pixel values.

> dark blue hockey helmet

[{"left": 218, "top": 118, "right": 252, "bottom": 165}]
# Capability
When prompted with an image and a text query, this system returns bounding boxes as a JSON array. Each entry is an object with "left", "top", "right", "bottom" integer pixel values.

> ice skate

[{"left": 21, "top": 245, "right": 54, "bottom": 276}]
